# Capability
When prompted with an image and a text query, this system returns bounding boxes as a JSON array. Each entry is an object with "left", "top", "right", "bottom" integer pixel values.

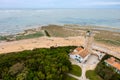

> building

[
  {"left": 69, "top": 30, "right": 92, "bottom": 63},
  {"left": 105, "top": 57, "right": 120, "bottom": 74},
  {"left": 69, "top": 47, "right": 90, "bottom": 63}
]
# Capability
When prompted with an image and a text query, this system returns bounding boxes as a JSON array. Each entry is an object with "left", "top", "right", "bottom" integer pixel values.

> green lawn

[
  {"left": 63, "top": 74, "right": 77, "bottom": 80},
  {"left": 86, "top": 70, "right": 103, "bottom": 80},
  {"left": 69, "top": 65, "right": 82, "bottom": 77},
  {"left": 16, "top": 32, "right": 44, "bottom": 40},
  {"left": 0, "top": 36, "right": 7, "bottom": 40}
]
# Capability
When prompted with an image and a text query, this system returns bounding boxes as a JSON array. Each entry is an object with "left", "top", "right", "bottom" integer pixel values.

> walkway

[
  {"left": 68, "top": 59, "right": 90, "bottom": 80},
  {"left": 68, "top": 55, "right": 100, "bottom": 80}
]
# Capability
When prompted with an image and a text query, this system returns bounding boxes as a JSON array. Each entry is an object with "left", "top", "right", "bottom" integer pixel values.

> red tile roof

[
  {"left": 72, "top": 47, "right": 89, "bottom": 58},
  {"left": 105, "top": 57, "right": 120, "bottom": 70},
  {"left": 75, "top": 47, "right": 83, "bottom": 52}
]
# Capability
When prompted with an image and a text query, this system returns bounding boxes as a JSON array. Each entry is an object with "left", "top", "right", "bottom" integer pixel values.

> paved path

[
  {"left": 69, "top": 59, "right": 90, "bottom": 80},
  {"left": 67, "top": 73, "right": 80, "bottom": 80},
  {"left": 69, "top": 56, "right": 100, "bottom": 80}
]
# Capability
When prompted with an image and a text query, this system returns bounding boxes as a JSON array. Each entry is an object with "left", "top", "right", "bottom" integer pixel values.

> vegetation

[
  {"left": 1, "top": 25, "right": 120, "bottom": 47},
  {"left": 94, "top": 30, "right": 120, "bottom": 46},
  {"left": 0, "top": 46, "right": 76, "bottom": 80},
  {"left": 86, "top": 70, "right": 103, "bottom": 80},
  {"left": 69, "top": 65, "right": 82, "bottom": 76},
  {"left": 0, "top": 31, "right": 44, "bottom": 41},
  {"left": 41, "top": 25, "right": 120, "bottom": 46},
  {"left": 44, "top": 30, "right": 50, "bottom": 37},
  {"left": 0, "top": 36, "right": 7, "bottom": 40},
  {"left": 41, "top": 25, "right": 83, "bottom": 37},
  {"left": 16, "top": 32, "right": 44, "bottom": 40},
  {"left": 63, "top": 74, "right": 77, "bottom": 80},
  {"left": 95, "top": 54, "right": 120, "bottom": 80},
  {"left": 95, "top": 37, "right": 120, "bottom": 46}
]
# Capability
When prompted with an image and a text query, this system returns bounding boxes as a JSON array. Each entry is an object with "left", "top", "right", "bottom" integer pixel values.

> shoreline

[
  {"left": 0, "top": 24, "right": 120, "bottom": 57},
  {"left": 0, "top": 24, "right": 120, "bottom": 36}
]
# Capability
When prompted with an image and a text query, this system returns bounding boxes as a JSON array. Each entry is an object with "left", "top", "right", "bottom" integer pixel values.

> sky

[{"left": 0, "top": 0, "right": 120, "bottom": 8}]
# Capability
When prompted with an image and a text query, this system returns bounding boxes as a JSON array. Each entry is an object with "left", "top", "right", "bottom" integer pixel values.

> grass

[
  {"left": 0, "top": 36, "right": 7, "bottom": 40},
  {"left": 16, "top": 32, "right": 44, "bottom": 40},
  {"left": 94, "top": 30, "right": 120, "bottom": 46},
  {"left": 95, "top": 38, "right": 120, "bottom": 46},
  {"left": 41, "top": 25, "right": 83, "bottom": 37},
  {"left": 69, "top": 65, "right": 82, "bottom": 77},
  {"left": 63, "top": 74, "right": 77, "bottom": 80},
  {"left": 86, "top": 70, "right": 103, "bottom": 80}
]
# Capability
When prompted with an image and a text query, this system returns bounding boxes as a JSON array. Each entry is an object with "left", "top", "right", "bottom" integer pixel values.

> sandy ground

[
  {"left": 0, "top": 36, "right": 120, "bottom": 57},
  {"left": 94, "top": 42, "right": 120, "bottom": 54},
  {"left": 0, "top": 36, "right": 84, "bottom": 54}
]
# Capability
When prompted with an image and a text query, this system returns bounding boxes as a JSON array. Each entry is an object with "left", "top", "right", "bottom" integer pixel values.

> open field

[
  {"left": 41, "top": 25, "right": 85, "bottom": 37},
  {"left": 94, "top": 30, "right": 120, "bottom": 46},
  {"left": 41, "top": 25, "right": 120, "bottom": 46}
]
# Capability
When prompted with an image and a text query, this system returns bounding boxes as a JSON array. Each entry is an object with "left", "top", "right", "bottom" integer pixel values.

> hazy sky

[{"left": 0, "top": 0, "right": 120, "bottom": 8}]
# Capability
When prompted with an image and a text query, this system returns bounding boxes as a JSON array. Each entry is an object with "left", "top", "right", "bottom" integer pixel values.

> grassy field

[
  {"left": 41, "top": 25, "right": 84, "bottom": 37},
  {"left": 16, "top": 31, "right": 44, "bottom": 40},
  {"left": 94, "top": 30, "right": 120, "bottom": 46},
  {"left": 0, "top": 36, "right": 7, "bottom": 40},
  {"left": 69, "top": 65, "right": 82, "bottom": 77},
  {"left": 41, "top": 25, "right": 120, "bottom": 46},
  {"left": 0, "top": 31, "right": 44, "bottom": 41},
  {"left": 86, "top": 70, "right": 103, "bottom": 80}
]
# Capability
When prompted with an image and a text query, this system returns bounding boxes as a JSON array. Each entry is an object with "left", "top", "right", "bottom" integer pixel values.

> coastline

[
  {"left": 0, "top": 24, "right": 120, "bottom": 57},
  {"left": 0, "top": 36, "right": 120, "bottom": 58},
  {"left": 0, "top": 24, "right": 120, "bottom": 36}
]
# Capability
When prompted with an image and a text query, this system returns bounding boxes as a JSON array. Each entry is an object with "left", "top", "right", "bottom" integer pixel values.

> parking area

[{"left": 85, "top": 54, "right": 99, "bottom": 65}]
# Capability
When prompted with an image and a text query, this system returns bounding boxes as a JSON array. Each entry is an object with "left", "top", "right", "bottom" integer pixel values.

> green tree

[{"left": 37, "top": 71, "right": 45, "bottom": 80}]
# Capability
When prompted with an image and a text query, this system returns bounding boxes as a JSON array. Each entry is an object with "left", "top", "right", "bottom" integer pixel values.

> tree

[{"left": 37, "top": 71, "right": 45, "bottom": 80}]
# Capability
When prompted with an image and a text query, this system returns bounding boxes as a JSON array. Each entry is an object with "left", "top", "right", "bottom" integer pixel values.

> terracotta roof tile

[
  {"left": 75, "top": 47, "right": 83, "bottom": 52},
  {"left": 78, "top": 49, "right": 89, "bottom": 58},
  {"left": 105, "top": 57, "right": 120, "bottom": 70}
]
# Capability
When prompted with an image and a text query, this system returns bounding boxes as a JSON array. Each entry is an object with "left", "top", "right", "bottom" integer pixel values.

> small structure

[
  {"left": 69, "top": 46, "right": 90, "bottom": 63},
  {"left": 105, "top": 57, "right": 120, "bottom": 74}
]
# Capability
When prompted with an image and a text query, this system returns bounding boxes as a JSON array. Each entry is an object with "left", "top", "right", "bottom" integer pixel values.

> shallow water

[{"left": 0, "top": 9, "right": 120, "bottom": 35}]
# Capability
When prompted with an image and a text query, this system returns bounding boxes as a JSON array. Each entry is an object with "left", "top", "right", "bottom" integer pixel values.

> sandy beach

[
  {"left": 0, "top": 36, "right": 85, "bottom": 54},
  {"left": 0, "top": 36, "right": 120, "bottom": 55}
]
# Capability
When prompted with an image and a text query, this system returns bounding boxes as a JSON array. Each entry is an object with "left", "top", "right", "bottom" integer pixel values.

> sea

[{"left": 0, "top": 9, "right": 120, "bottom": 35}]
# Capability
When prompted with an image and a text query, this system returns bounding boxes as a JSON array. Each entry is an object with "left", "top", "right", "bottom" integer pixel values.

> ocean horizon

[{"left": 0, "top": 8, "right": 120, "bottom": 35}]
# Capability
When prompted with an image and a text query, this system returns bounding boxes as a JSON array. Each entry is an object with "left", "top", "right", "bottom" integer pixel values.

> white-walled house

[
  {"left": 69, "top": 47, "right": 90, "bottom": 63},
  {"left": 105, "top": 57, "right": 120, "bottom": 74}
]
